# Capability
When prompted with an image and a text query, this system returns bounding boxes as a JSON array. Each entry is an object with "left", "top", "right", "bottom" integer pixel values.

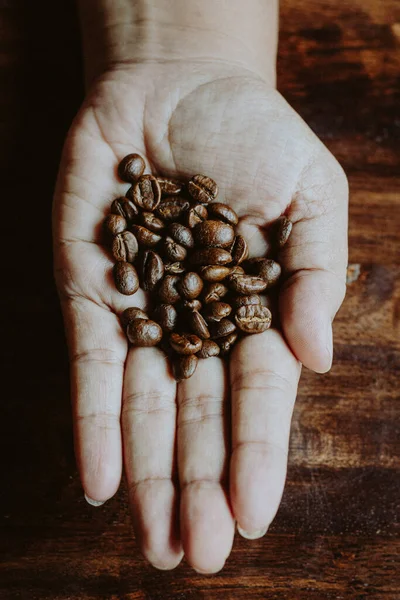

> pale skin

[{"left": 53, "top": 0, "right": 348, "bottom": 573}]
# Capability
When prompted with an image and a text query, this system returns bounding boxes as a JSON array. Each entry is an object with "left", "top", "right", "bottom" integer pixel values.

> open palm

[{"left": 53, "top": 62, "right": 347, "bottom": 573}]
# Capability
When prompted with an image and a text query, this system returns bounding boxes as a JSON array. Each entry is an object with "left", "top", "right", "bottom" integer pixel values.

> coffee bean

[
  {"left": 113, "top": 262, "right": 140, "bottom": 295},
  {"left": 189, "top": 247, "right": 232, "bottom": 267},
  {"left": 164, "top": 261, "right": 186, "bottom": 275},
  {"left": 157, "top": 177, "right": 183, "bottom": 196},
  {"left": 188, "top": 174, "right": 218, "bottom": 204},
  {"left": 203, "top": 282, "right": 229, "bottom": 304},
  {"left": 182, "top": 299, "right": 202, "bottom": 311},
  {"left": 140, "top": 211, "right": 166, "bottom": 233},
  {"left": 228, "top": 274, "right": 267, "bottom": 294},
  {"left": 173, "top": 355, "right": 198, "bottom": 380},
  {"left": 179, "top": 272, "right": 204, "bottom": 300},
  {"left": 235, "top": 305, "right": 272, "bottom": 334},
  {"left": 131, "top": 174, "right": 161, "bottom": 211},
  {"left": 185, "top": 204, "right": 208, "bottom": 228},
  {"left": 207, "top": 202, "right": 239, "bottom": 226},
  {"left": 104, "top": 214, "right": 127, "bottom": 236},
  {"left": 247, "top": 258, "right": 281, "bottom": 287},
  {"left": 168, "top": 223, "right": 194, "bottom": 249},
  {"left": 170, "top": 333, "right": 202, "bottom": 355},
  {"left": 156, "top": 196, "right": 190, "bottom": 221},
  {"left": 218, "top": 332, "right": 238, "bottom": 355},
  {"left": 204, "top": 302, "right": 232, "bottom": 322},
  {"left": 121, "top": 307, "right": 148, "bottom": 329},
  {"left": 111, "top": 197, "right": 138, "bottom": 222},
  {"left": 230, "top": 235, "right": 249, "bottom": 265},
  {"left": 142, "top": 250, "right": 164, "bottom": 292},
  {"left": 118, "top": 154, "right": 145, "bottom": 183},
  {"left": 153, "top": 304, "right": 178, "bottom": 332},
  {"left": 232, "top": 294, "right": 261, "bottom": 309},
  {"left": 131, "top": 225, "right": 162, "bottom": 248},
  {"left": 210, "top": 318, "right": 236, "bottom": 339},
  {"left": 228, "top": 265, "right": 245, "bottom": 277},
  {"left": 197, "top": 340, "right": 220, "bottom": 359},
  {"left": 188, "top": 311, "right": 210, "bottom": 340},
  {"left": 194, "top": 220, "right": 235, "bottom": 248},
  {"left": 199, "top": 265, "right": 232, "bottom": 282},
  {"left": 271, "top": 216, "right": 293, "bottom": 249},
  {"left": 112, "top": 231, "right": 139, "bottom": 263},
  {"left": 163, "top": 236, "right": 187, "bottom": 262},
  {"left": 127, "top": 319, "right": 163, "bottom": 346},
  {"left": 159, "top": 275, "right": 181, "bottom": 304}
]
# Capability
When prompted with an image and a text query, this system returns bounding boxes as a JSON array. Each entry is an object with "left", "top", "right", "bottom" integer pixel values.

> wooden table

[{"left": 1, "top": 1, "right": 399, "bottom": 598}]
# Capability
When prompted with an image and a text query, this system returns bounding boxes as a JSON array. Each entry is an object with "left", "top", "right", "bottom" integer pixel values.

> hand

[{"left": 53, "top": 61, "right": 348, "bottom": 573}]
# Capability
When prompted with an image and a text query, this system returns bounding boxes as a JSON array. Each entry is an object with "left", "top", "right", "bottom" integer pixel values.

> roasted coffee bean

[
  {"left": 156, "top": 196, "right": 190, "bottom": 221},
  {"left": 189, "top": 247, "right": 232, "bottom": 267},
  {"left": 194, "top": 220, "right": 235, "bottom": 248},
  {"left": 208, "top": 202, "right": 239, "bottom": 226},
  {"left": 173, "top": 355, "right": 198, "bottom": 380},
  {"left": 104, "top": 214, "right": 127, "bottom": 236},
  {"left": 121, "top": 307, "right": 148, "bottom": 329},
  {"left": 218, "top": 332, "right": 238, "bottom": 355},
  {"left": 131, "top": 224, "right": 162, "bottom": 248},
  {"left": 157, "top": 177, "right": 183, "bottom": 196},
  {"left": 131, "top": 174, "right": 161, "bottom": 211},
  {"left": 163, "top": 236, "right": 187, "bottom": 262},
  {"left": 170, "top": 333, "right": 202, "bottom": 355},
  {"left": 203, "top": 282, "right": 229, "bottom": 304},
  {"left": 232, "top": 294, "right": 261, "bottom": 309},
  {"left": 182, "top": 299, "right": 202, "bottom": 311},
  {"left": 228, "top": 265, "right": 245, "bottom": 277},
  {"left": 179, "top": 272, "right": 204, "bottom": 300},
  {"left": 197, "top": 340, "right": 220, "bottom": 359},
  {"left": 127, "top": 319, "right": 163, "bottom": 346},
  {"left": 159, "top": 275, "right": 181, "bottom": 304},
  {"left": 142, "top": 250, "right": 164, "bottom": 292},
  {"left": 164, "top": 261, "right": 186, "bottom": 275},
  {"left": 204, "top": 302, "right": 232, "bottom": 323},
  {"left": 230, "top": 235, "right": 249, "bottom": 265},
  {"left": 271, "top": 216, "right": 293, "bottom": 249},
  {"left": 113, "top": 262, "right": 139, "bottom": 295},
  {"left": 153, "top": 304, "right": 178, "bottom": 332},
  {"left": 118, "top": 153, "right": 145, "bottom": 183},
  {"left": 112, "top": 231, "right": 139, "bottom": 263},
  {"left": 199, "top": 265, "right": 232, "bottom": 282},
  {"left": 210, "top": 318, "right": 237, "bottom": 339},
  {"left": 229, "top": 274, "right": 267, "bottom": 294},
  {"left": 247, "top": 258, "right": 281, "bottom": 287},
  {"left": 188, "top": 311, "right": 210, "bottom": 340},
  {"left": 111, "top": 197, "right": 138, "bottom": 222},
  {"left": 235, "top": 305, "right": 272, "bottom": 334},
  {"left": 140, "top": 211, "right": 165, "bottom": 233},
  {"left": 188, "top": 174, "right": 218, "bottom": 204},
  {"left": 185, "top": 203, "right": 208, "bottom": 228},
  {"left": 168, "top": 223, "right": 194, "bottom": 249}
]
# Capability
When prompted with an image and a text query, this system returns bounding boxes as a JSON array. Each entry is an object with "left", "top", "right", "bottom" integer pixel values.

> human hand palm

[{"left": 54, "top": 63, "right": 347, "bottom": 572}]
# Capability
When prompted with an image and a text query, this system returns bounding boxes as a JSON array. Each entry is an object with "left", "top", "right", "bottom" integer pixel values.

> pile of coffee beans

[{"left": 104, "top": 153, "right": 292, "bottom": 380}]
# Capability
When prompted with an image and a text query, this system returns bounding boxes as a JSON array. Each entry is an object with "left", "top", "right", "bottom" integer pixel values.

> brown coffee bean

[
  {"left": 127, "top": 319, "right": 163, "bottom": 346},
  {"left": 182, "top": 299, "right": 202, "bottom": 311},
  {"left": 230, "top": 235, "right": 249, "bottom": 265},
  {"left": 218, "top": 332, "right": 238, "bottom": 355},
  {"left": 203, "top": 282, "right": 229, "bottom": 304},
  {"left": 168, "top": 223, "right": 194, "bottom": 249},
  {"left": 163, "top": 236, "right": 187, "bottom": 262},
  {"left": 111, "top": 197, "right": 139, "bottom": 222},
  {"left": 118, "top": 154, "right": 145, "bottom": 183},
  {"left": 188, "top": 311, "right": 210, "bottom": 340},
  {"left": 131, "top": 174, "right": 161, "bottom": 211},
  {"left": 170, "top": 333, "right": 202, "bottom": 355},
  {"left": 156, "top": 197, "right": 190, "bottom": 221},
  {"left": 185, "top": 203, "right": 208, "bottom": 228},
  {"left": 197, "top": 340, "right": 220, "bottom": 359},
  {"left": 199, "top": 265, "right": 232, "bottom": 282},
  {"left": 228, "top": 265, "right": 245, "bottom": 277},
  {"left": 131, "top": 225, "right": 162, "bottom": 248},
  {"left": 113, "top": 262, "right": 139, "bottom": 295},
  {"left": 179, "top": 272, "right": 204, "bottom": 300},
  {"left": 235, "top": 305, "right": 272, "bottom": 334},
  {"left": 153, "top": 304, "right": 178, "bottom": 332},
  {"left": 247, "top": 258, "right": 281, "bottom": 287},
  {"left": 210, "top": 318, "right": 237, "bottom": 339},
  {"left": 188, "top": 174, "right": 218, "bottom": 204},
  {"left": 159, "top": 275, "right": 181, "bottom": 304},
  {"left": 232, "top": 294, "right": 261, "bottom": 309},
  {"left": 189, "top": 248, "right": 232, "bottom": 267},
  {"left": 194, "top": 220, "right": 235, "bottom": 248},
  {"left": 204, "top": 302, "right": 232, "bottom": 323},
  {"left": 229, "top": 274, "right": 267, "bottom": 294},
  {"left": 112, "top": 231, "right": 139, "bottom": 263},
  {"left": 173, "top": 355, "right": 198, "bottom": 380},
  {"left": 271, "top": 216, "right": 293, "bottom": 248},
  {"left": 140, "top": 211, "right": 166, "bottom": 233},
  {"left": 142, "top": 250, "right": 164, "bottom": 292},
  {"left": 164, "top": 261, "right": 186, "bottom": 275},
  {"left": 157, "top": 177, "right": 183, "bottom": 196},
  {"left": 121, "top": 307, "right": 148, "bottom": 329},
  {"left": 104, "top": 214, "right": 127, "bottom": 236},
  {"left": 207, "top": 202, "right": 239, "bottom": 226}
]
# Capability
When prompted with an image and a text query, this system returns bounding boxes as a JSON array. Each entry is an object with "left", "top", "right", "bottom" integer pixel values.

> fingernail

[
  {"left": 237, "top": 525, "right": 268, "bottom": 540},
  {"left": 84, "top": 493, "right": 106, "bottom": 507}
]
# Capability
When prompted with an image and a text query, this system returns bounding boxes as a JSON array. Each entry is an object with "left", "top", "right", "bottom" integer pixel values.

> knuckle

[
  {"left": 178, "top": 395, "right": 225, "bottom": 428},
  {"left": 122, "top": 391, "right": 176, "bottom": 418},
  {"left": 72, "top": 347, "right": 124, "bottom": 367}
]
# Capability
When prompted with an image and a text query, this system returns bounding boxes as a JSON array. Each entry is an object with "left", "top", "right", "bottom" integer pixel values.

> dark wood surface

[{"left": 1, "top": 1, "right": 399, "bottom": 598}]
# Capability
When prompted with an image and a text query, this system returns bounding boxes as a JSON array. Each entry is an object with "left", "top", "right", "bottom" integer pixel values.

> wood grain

[{"left": 0, "top": 0, "right": 399, "bottom": 598}]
